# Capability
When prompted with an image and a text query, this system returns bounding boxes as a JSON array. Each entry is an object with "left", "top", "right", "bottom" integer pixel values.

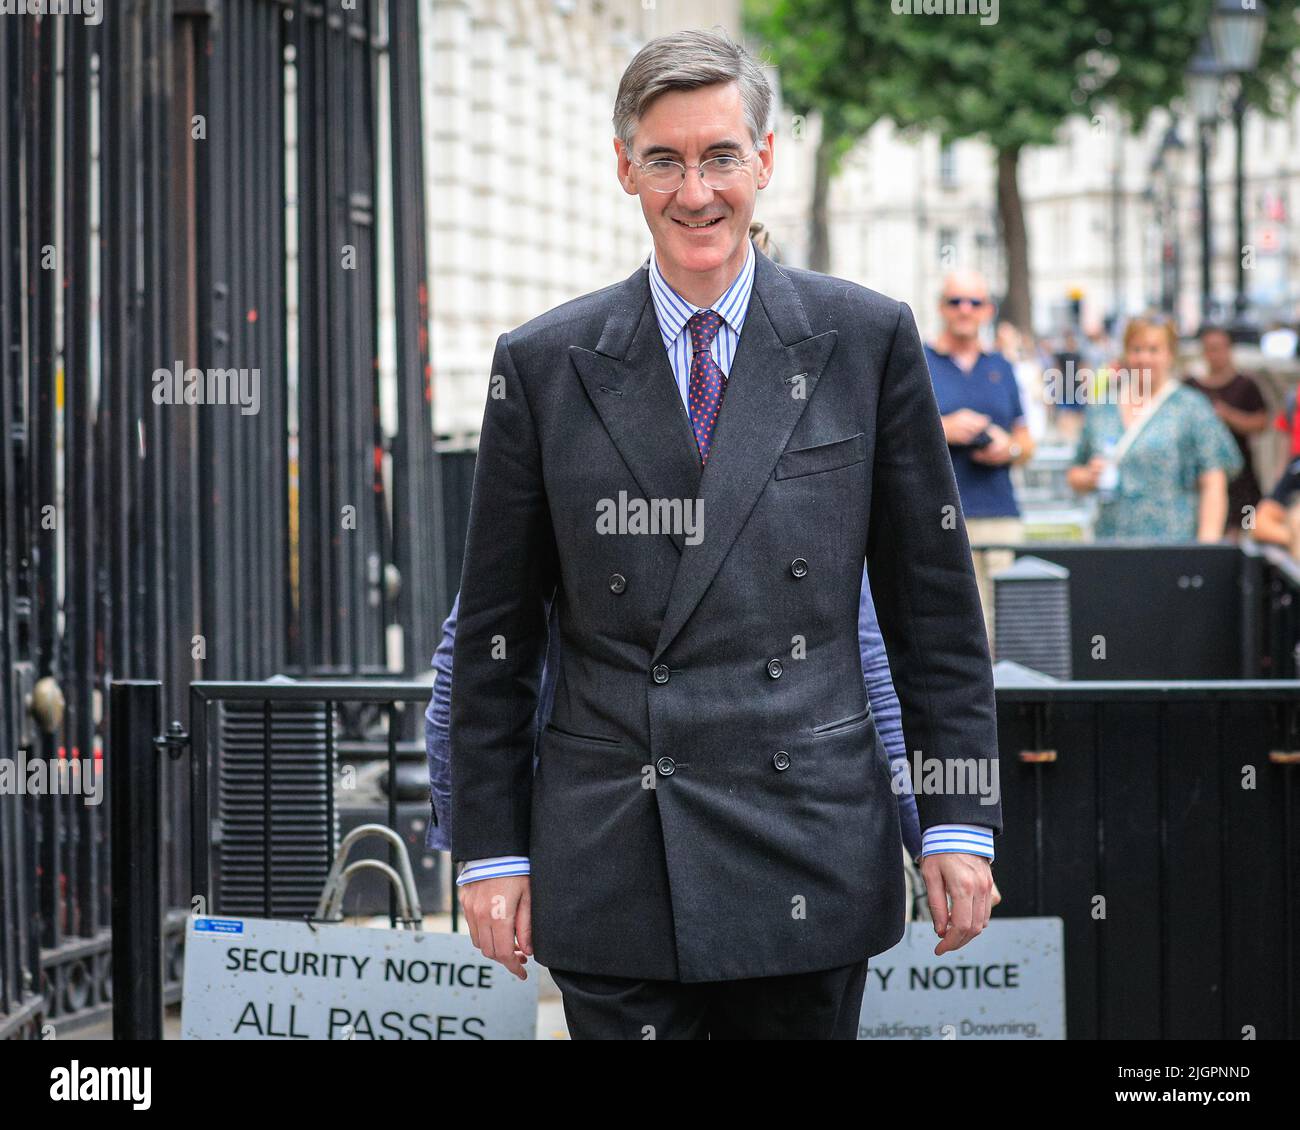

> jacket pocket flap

[
  {"left": 811, "top": 704, "right": 873, "bottom": 736},
  {"left": 543, "top": 722, "right": 621, "bottom": 747},
  {"left": 775, "top": 432, "right": 866, "bottom": 480}
]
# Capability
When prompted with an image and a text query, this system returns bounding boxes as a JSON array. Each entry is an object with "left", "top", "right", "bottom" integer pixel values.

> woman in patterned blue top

[{"left": 1066, "top": 316, "right": 1242, "bottom": 541}]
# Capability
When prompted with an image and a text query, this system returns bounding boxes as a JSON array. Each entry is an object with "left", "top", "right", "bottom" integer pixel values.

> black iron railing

[{"left": 0, "top": 0, "right": 439, "bottom": 1040}]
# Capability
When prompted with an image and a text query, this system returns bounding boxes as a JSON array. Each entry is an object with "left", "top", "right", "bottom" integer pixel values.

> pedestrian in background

[
  {"left": 1067, "top": 316, "right": 1241, "bottom": 542},
  {"left": 925, "top": 269, "right": 1035, "bottom": 644},
  {"left": 1185, "top": 325, "right": 1269, "bottom": 541}
]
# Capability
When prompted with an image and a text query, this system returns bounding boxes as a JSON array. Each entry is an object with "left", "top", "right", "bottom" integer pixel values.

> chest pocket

[{"left": 774, "top": 432, "right": 866, "bottom": 480}]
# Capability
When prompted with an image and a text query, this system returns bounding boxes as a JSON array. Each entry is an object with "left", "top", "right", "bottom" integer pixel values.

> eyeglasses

[
  {"left": 944, "top": 296, "right": 987, "bottom": 308},
  {"left": 631, "top": 150, "right": 757, "bottom": 193}
]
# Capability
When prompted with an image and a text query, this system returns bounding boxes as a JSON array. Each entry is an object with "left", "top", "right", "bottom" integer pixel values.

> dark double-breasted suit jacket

[{"left": 450, "top": 241, "right": 1003, "bottom": 983}]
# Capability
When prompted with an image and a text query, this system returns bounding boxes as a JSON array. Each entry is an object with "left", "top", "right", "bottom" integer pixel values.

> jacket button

[
  {"left": 652, "top": 664, "right": 670, "bottom": 684},
  {"left": 766, "top": 658, "right": 783, "bottom": 679},
  {"left": 609, "top": 573, "right": 626, "bottom": 594},
  {"left": 656, "top": 756, "right": 676, "bottom": 777},
  {"left": 790, "top": 558, "right": 808, "bottom": 578},
  {"left": 773, "top": 751, "right": 791, "bottom": 771}
]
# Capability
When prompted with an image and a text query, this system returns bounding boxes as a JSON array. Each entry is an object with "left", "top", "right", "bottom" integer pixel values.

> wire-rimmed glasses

[{"left": 631, "top": 149, "right": 757, "bottom": 193}]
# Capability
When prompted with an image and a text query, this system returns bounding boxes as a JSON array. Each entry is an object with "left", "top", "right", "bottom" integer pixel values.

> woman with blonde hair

[{"left": 1066, "top": 316, "right": 1241, "bottom": 541}]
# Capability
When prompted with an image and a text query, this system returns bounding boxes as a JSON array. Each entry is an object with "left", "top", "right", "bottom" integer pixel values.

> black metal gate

[{"left": 0, "top": 0, "right": 443, "bottom": 1039}]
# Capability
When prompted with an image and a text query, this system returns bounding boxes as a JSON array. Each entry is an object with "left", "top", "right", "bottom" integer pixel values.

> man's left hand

[{"left": 920, "top": 852, "right": 995, "bottom": 956}]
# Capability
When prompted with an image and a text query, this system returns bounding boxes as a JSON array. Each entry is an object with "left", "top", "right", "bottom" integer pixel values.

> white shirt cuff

[
  {"left": 456, "top": 856, "right": 531, "bottom": 885},
  {"left": 918, "top": 824, "right": 994, "bottom": 861}
]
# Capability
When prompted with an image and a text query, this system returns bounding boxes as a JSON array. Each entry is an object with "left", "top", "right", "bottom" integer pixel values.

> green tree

[
  {"left": 746, "top": 3, "right": 906, "bottom": 272},
  {"left": 747, "top": 0, "right": 1300, "bottom": 330}
]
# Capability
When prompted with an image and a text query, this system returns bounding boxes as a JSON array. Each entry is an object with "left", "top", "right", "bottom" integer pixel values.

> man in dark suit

[{"left": 450, "top": 27, "right": 1002, "bottom": 1039}]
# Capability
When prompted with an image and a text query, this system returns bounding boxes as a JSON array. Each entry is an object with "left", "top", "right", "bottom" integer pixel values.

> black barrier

[
  {"left": 101, "top": 670, "right": 1300, "bottom": 1041},
  {"left": 1008, "top": 543, "right": 1245, "bottom": 678},
  {"left": 971, "top": 541, "right": 1300, "bottom": 681},
  {"left": 109, "top": 678, "right": 453, "bottom": 1040},
  {"left": 996, "top": 675, "right": 1300, "bottom": 1039},
  {"left": 187, "top": 680, "right": 451, "bottom": 930}
]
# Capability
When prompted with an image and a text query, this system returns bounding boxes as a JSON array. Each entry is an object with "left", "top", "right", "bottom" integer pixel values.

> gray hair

[{"left": 613, "top": 28, "right": 773, "bottom": 156}]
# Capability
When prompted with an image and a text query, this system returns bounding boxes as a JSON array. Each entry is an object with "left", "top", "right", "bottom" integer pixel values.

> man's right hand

[
  {"left": 459, "top": 875, "right": 533, "bottom": 980},
  {"left": 942, "top": 409, "right": 992, "bottom": 446}
]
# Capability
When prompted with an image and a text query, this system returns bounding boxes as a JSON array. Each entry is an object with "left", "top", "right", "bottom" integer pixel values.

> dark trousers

[{"left": 549, "top": 959, "right": 869, "bottom": 1040}]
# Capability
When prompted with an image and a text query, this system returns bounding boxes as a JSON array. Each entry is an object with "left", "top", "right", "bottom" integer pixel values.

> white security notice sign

[
  {"left": 858, "top": 916, "right": 1065, "bottom": 1040},
  {"left": 181, "top": 917, "right": 538, "bottom": 1040}
]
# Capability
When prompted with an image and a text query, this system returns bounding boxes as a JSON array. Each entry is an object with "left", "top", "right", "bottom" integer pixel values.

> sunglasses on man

[{"left": 944, "top": 296, "right": 987, "bottom": 308}]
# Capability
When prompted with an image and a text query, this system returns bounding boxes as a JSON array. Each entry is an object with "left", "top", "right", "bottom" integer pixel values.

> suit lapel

[
  {"left": 569, "top": 265, "right": 702, "bottom": 552},
  {"left": 652, "top": 249, "right": 838, "bottom": 661}
]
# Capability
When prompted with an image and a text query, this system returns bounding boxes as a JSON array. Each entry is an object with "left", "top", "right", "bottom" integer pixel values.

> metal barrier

[
  {"left": 972, "top": 541, "right": 1300, "bottom": 680},
  {"left": 111, "top": 678, "right": 450, "bottom": 1041},
  {"left": 996, "top": 675, "right": 1300, "bottom": 1039},
  {"left": 102, "top": 669, "right": 1300, "bottom": 1041}
]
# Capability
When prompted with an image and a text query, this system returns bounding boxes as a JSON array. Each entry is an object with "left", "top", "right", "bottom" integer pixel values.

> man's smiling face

[{"left": 615, "top": 81, "right": 773, "bottom": 292}]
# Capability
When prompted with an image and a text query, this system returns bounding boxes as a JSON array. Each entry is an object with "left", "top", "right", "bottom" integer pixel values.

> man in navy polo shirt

[{"left": 924, "top": 270, "right": 1035, "bottom": 644}]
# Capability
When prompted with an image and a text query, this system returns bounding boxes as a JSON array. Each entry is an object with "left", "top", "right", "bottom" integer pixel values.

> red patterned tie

[{"left": 687, "top": 309, "right": 726, "bottom": 464}]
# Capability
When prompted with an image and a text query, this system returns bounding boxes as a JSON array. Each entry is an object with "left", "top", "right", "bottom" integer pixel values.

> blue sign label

[{"left": 194, "top": 917, "right": 245, "bottom": 934}]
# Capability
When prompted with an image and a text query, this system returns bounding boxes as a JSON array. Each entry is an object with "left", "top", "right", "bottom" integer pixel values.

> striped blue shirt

[
  {"left": 457, "top": 243, "right": 992, "bottom": 885},
  {"left": 647, "top": 239, "right": 754, "bottom": 409}
]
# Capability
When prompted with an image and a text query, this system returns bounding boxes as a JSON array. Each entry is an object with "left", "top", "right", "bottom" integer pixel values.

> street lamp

[
  {"left": 1149, "top": 126, "right": 1186, "bottom": 318},
  {"left": 1210, "top": 0, "right": 1269, "bottom": 341},
  {"left": 1186, "top": 35, "right": 1222, "bottom": 326},
  {"left": 1186, "top": 34, "right": 1223, "bottom": 123},
  {"left": 1210, "top": 0, "right": 1269, "bottom": 72}
]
